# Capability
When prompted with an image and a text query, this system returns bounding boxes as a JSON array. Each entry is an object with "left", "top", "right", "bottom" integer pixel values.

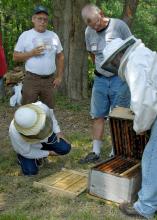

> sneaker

[
  {"left": 119, "top": 203, "right": 147, "bottom": 219},
  {"left": 79, "top": 152, "right": 100, "bottom": 164},
  {"left": 36, "top": 158, "right": 49, "bottom": 167}
]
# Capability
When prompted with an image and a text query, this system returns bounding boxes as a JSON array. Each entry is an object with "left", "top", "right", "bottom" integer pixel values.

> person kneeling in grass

[{"left": 9, "top": 101, "right": 71, "bottom": 176}]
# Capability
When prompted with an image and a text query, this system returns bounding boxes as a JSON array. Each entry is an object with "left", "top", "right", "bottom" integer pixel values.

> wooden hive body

[{"left": 88, "top": 107, "right": 149, "bottom": 203}]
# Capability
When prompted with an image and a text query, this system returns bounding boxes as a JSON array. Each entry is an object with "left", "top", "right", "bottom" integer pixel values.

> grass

[{"left": 0, "top": 96, "right": 155, "bottom": 220}]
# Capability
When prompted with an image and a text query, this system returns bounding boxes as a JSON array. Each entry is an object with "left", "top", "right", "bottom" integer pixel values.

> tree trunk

[
  {"left": 122, "top": 0, "right": 139, "bottom": 28},
  {"left": 52, "top": 0, "right": 89, "bottom": 100}
]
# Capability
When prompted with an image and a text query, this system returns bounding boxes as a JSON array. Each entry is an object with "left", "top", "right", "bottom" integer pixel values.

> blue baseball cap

[{"left": 33, "top": 5, "right": 48, "bottom": 15}]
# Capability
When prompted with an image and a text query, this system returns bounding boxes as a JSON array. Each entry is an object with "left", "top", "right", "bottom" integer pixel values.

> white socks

[
  {"left": 92, "top": 140, "right": 103, "bottom": 156},
  {"left": 109, "top": 147, "right": 115, "bottom": 157}
]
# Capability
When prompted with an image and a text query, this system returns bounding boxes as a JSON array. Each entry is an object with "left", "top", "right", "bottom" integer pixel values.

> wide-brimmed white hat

[
  {"left": 14, "top": 104, "right": 46, "bottom": 136},
  {"left": 101, "top": 36, "right": 137, "bottom": 69}
]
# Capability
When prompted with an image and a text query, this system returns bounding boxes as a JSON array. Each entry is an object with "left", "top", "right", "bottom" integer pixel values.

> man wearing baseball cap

[
  {"left": 101, "top": 35, "right": 157, "bottom": 219},
  {"left": 9, "top": 101, "right": 71, "bottom": 176},
  {"left": 13, "top": 5, "right": 64, "bottom": 110}
]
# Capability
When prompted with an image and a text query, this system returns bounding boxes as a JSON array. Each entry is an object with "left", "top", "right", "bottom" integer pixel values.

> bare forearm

[
  {"left": 13, "top": 51, "right": 34, "bottom": 62},
  {"left": 13, "top": 46, "right": 45, "bottom": 62},
  {"left": 56, "top": 53, "right": 64, "bottom": 78}
]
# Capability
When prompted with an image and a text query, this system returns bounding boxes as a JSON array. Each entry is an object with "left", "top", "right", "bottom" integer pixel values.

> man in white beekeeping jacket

[
  {"left": 101, "top": 35, "right": 157, "bottom": 219},
  {"left": 9, "top": 101, "right": 71, "bottom": 176}
]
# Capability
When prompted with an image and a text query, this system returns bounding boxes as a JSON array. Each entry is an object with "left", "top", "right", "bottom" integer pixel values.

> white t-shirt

[{"left": 14, "top": 29, "right": 63, "bottom": 75}]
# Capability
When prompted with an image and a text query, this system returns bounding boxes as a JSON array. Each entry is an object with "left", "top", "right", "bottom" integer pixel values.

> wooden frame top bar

[{"left": 109, "top": 107, "right": 134, "bottom": 120}]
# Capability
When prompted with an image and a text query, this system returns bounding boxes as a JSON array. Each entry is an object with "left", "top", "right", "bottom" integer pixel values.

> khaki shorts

[{"left": 22, "top": 72, "right": 55, "bottom": 108}]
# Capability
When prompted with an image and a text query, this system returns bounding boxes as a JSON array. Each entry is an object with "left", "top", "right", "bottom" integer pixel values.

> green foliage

[
  {"left": 90, "top": 0, "right": 124, "bottom": 18},
  {"left": 132, "top": 0, "right": 157, "bottom": 51},
  {"left": 100, "top": 0, "right": 124, "bottom": 18}
]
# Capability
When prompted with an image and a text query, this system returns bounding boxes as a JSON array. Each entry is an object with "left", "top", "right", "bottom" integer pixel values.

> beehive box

[
  {"left": 88, "top": 107, "right": 150, "bottom": 203},
  {"left": 34, "top": 169, "right": 88, "bottom": 198}
]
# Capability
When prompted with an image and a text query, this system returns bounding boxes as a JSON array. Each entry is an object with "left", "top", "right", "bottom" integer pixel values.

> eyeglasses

[{"left": 35, "top": 17, "right": 48, "bottom": 23}]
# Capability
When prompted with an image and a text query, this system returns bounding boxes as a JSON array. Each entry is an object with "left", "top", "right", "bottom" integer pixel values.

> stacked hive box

[{"left": 88, "top": 107, "right": 150, "bottom": 203}]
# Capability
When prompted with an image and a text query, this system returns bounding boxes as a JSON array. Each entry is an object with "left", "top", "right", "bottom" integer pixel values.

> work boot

[
  {"left": 79, "top": 152, "right": 100, "bottom": 164},
  {"left": 36, "top": 158, "right": 44, "bottom": 167},
  {"left": 119, "top": 202, "right": 147, "bottom": 219}
]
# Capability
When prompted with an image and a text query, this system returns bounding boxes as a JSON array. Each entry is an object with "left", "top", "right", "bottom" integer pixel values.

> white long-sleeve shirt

[
  {"left": 119, "top": 41, "right": 157, "bottom": 133},
  {"left": 9, "top": 101, "right": 61, "bottom": 159}
]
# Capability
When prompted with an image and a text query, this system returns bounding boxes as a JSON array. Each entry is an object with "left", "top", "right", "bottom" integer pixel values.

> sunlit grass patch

[{"left": 55, "top": 94, "right": 88, "bottom": 112}]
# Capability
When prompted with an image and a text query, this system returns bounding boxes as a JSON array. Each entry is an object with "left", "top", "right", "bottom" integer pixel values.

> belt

[
  {"left": 94, "top": 70, "right": 103, "bottom": 77},
  {"left": 27, "top": 71, "right": 53, "bottom": 79}
]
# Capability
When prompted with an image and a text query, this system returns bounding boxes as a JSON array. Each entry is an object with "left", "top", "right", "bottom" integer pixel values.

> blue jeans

[
  {"left": 17, "top": 133, "right": 71, "bottom": 176},
  {"left": 134, "top": 117, "right": 157, "bottom": 218},
  {"left": 90, "top": 75, "right": 130, "bottom": 118}
]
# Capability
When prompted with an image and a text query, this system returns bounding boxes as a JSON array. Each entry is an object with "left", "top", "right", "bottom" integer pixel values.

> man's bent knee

[
  {"left": 58, "top": 141, "right": 71, "bottom": 155},
  {"left": 21, "top": 166, "right": 38, "bottom": 176}
]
